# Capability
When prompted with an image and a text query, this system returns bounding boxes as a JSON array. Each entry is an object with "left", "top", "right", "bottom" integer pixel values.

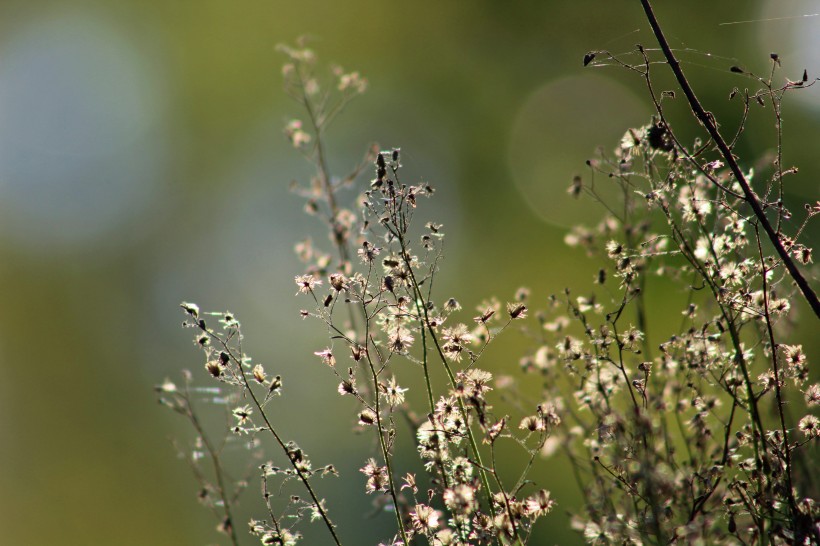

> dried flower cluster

[
  {"left": 158, "top": 12, "right": 819, "bottom": 546},
  {"left": 531, "top": 33, "right": 819, "bottom": 543}
]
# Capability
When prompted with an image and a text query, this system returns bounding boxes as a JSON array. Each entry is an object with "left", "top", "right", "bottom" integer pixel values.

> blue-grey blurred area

[{"left": 0, "top": 1, "right": 817, "bottom": 544}]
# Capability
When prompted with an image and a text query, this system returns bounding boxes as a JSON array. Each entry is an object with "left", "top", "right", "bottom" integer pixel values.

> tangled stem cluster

[{"left": 158, "top": 5, "right": 819, "bottom": 544}]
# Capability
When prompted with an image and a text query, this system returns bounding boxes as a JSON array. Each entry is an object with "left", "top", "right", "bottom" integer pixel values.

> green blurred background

[{"left": 1, "top": 1, "right": 817, "bottom": 544}]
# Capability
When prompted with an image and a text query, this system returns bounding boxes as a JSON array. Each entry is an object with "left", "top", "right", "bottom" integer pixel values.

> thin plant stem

[{"left": 202, "top": 325, "right": 344, "bottom": 546}]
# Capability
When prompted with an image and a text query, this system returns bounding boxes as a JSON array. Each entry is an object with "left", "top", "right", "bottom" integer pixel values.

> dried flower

[
  {"left": 180, "top": 301, "right": 200, "bottom": 318},
  {"left": 360, "top": 458, "right": 389, "bottom": 493},
  {"left": 314, "top": 349, "right": 335, "bottom": 367},
  {"left": 232, "top": 405, "right": 252, "bottom": 426},
  {"left": 525, "top": 489, "right": 556, "bottom": 518},
  {"left": 252, "top": 364, "right": 267, "bottom": 384},
  {"left": 507, "top": 302, "right": 528, "bottom": 320},
  {"left": 205, "top": 359, "right": 224, "bottom": 378},
  {"left": 381, "top": 377, "right": 407, "bottom": 406},
  {"left": 358, "top": 409, "right": 377, "bottom": 426},
  {"left": 410, "top": 504, "right": 441, "bottom": 532},
  {"left": 443, "top": 484, "right": 477, "bottom": 514},
  {"left": 295, "top": 274, "right": 322, "bottom": 294},
  {"left": 798, "top": 415, "right": 820, "bottom": 438},
  {"left": 337, "top": 380, "right": 355, "bottom": 396},
  {"left": 805, "top": 384, "right": 820, "bottom": 406},
  {"left": 285, "top": 119, "right": 311, "bottom": 148}
]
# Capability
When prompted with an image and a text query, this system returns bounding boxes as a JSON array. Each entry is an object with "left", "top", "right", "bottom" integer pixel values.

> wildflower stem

[
  {"left": 363, "top": 327, "right": 410, "bottom": 544},
  {"left": 413, "top": 295, "right": 437, "bottom": 414},
  {"left": 181, "top": 389, "right": 240, "bottom": 546},
  {"left": 397, "top": 238, "right": 502, "bottom": 536},
  {"left": 754, "top": 223, "right": 798, "bottom": 521},
  {"left": 487, "top": 442, "right": 525, "bottom": 546},
  {"left": 423, "top": 320, "right": 501, "bottom": 530},
  {"left": 204, "top": 328, "right": 344, "bottom": 546},
  {"left": 242, "top": 371, "right": 344, "bottom": 546}
]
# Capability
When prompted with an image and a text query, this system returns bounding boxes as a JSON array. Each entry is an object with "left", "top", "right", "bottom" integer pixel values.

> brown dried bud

[
  {"left": 358, "top": 409, "right": 377, "bottom": 426},
  {"left": 206, "top": 360, "right": 223, "bottom": 378},
  {"left": 568, "top": 175, "right": 582, "bottom": 198},
  {"left": 351, "top": 345, "right": 363, "bottom": 361},
  {"left": 180, "top": 302, "right": 199, "bottom": 318},
  {"left": 269, "top": 375, "right": 282, "bottom": 393},
  {"left": 508, "top": 303, "right": 527, "bottom": 320},
  {"left": 476, "top": 308, "right": 495, "bottom": 324},
  {"left": 329, "top": 273, "right": 346, "bottom": 291}
]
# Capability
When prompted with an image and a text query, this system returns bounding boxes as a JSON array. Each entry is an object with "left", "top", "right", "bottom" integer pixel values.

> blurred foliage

[{"left": 0, "top": 1, "right": 817, "bottom": 544}]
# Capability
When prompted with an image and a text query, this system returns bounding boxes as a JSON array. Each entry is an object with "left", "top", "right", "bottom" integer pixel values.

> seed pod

[{"left": 206, "top": 360, "right": 222, "bottom": 377}]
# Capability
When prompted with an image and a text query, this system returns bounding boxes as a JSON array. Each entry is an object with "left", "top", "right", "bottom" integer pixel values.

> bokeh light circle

[
  {"left": 508, "top": 74, "right": 650, "bottom": 228},
  {"left": 0, "top": 12, "right": 168, "bottom": 253}
]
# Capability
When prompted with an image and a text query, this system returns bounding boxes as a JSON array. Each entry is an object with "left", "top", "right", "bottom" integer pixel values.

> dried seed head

[
  {"left": 475, "top": 308, "right": 495, "bottom": 323},
  {"left": 268, "top": 375, "right": 282, "bottom": 394},
  {"left": 180, "top": 302, "right": 200, "bottom": 319},
  {"left": 314, "top": 349, "right": 335, "bottom": 367},
  {"left": 646, "top": 121, "right": 674, "bottom": 151},
  {"left": 329, "top": 273, "right": 346, "bottom": 291},
  {"left": 358, "top": 409, "right": 377, "bottom": 426},
  {"left": 383, "top": 275, "right": 395, "bottom": 293},
  {"left": 206, "top": 360, "right": 223, "bottom": 378},
  {"left": 337, "top": 380, "right": 356, "bottom": 396},
  {"left": 568, "top": 175, "right": 582, "bottom": 198},
  {"left": 507, "top": 303, "right": 527, "bottom": 320}
]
